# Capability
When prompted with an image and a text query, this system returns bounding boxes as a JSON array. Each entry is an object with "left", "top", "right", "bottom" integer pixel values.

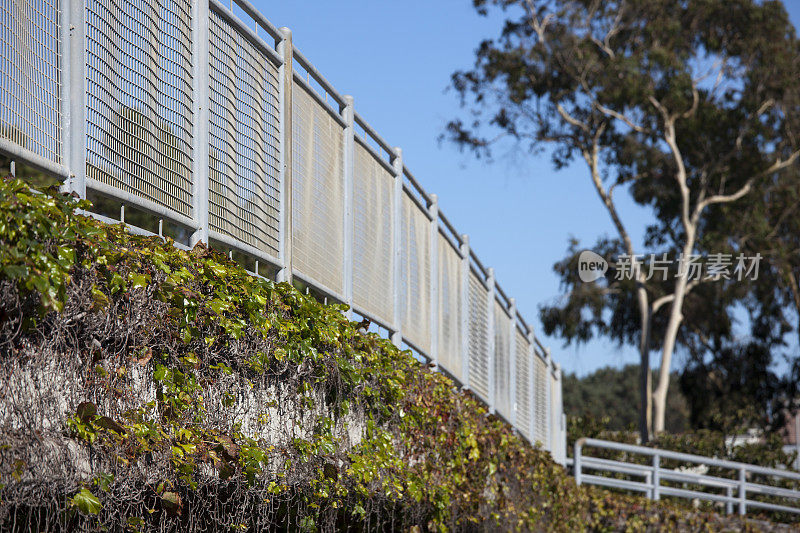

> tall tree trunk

[
  {"left": 582, "top": 137, "right": 655, "bottom": 439},
  {"left": 637, "top": 288, "right": 652, "bottom": 442},
  {"left": 653, "top": 233, "right": 695, "bottom": 433}
]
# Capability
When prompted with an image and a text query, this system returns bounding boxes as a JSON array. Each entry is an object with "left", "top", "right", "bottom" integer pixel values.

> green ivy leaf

[
  {"left": 153, "top": 366, "right": 167, "bottom": 382},
  {"left": 71, "top": 488, "right": 102, "bottom": 515},
  {"left": 2, "top": 264, "right": 28, "bottom": 279},
  {"left": 56, "top": 246, "right": 76, "bottom": 267},
  {"left": 91, "top": 286, "right": 109, "bottom": 311},
  {"left": 128, "top": 272, "right": 149, "bottom": 289}
]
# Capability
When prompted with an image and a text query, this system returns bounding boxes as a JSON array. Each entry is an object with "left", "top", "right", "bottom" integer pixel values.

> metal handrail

[{"left": 574, "top": 437, "right": 800, "bottom": 516}]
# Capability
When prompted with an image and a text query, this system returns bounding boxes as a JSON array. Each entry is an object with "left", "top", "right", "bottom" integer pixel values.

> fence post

[
  {"left": 391, "top": 147, "right": 403, "bottom": 346},
  {"left": 429, "top": 194, "right": 439, "bottom": 367},
  {"left": 62, "top": 0, "right": 87, "bottom": 198},
  {"left": 508, "top": 298, "right": 517, "bottom": 427},
  {"left": 545, "top": 348, "right": 552, "bottom": 452},
  {"left": 486, "top": 267, "right": 496, "bottom": 414},
  {"left": 460, "top": 234, "right": 470, "bottom": 390},
  {"left": 574, "top": 439, "right": 583, "bottom": 486},
  {"left": 527, "top": 330, "right": 536, "bottom": 442},
  {"left": 738, "top": 467, "right": 747, "bottom": 515},
  {"left": 555, "top": 363, "right": 564, "bottom": 462},
  {"left": 277, "top": 28, "right": 293, "bottom": 283},
  {"left": 652, "top": 454, "right": 660, "bottom": 500},
  {"left": 190, "top": 0, "right": 210, "bottom": 246},
  {"left": 726, "top": 486, "right": 733, "bottom": 515},
  {"left": 342, "top": 95, "right": 355, "bottom": 319},
  {"left": 795, "top": 412, "right": 800, "bottom": 470}
]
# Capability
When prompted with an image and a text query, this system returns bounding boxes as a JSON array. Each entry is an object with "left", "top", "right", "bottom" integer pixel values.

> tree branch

[
  {"left": 556, "top": 103, "right": 591, "bottom": 134},
  {"left": 695, "top": 149, "right": 800, "bottom": 213},
  {"left": 595, "top": 103, "right": 649, "bottom": 133},
  {"left": 651, "top": 279, "right": 702, "bottom": 314}
]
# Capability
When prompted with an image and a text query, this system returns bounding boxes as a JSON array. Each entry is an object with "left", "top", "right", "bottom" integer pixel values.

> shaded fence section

[{"left": 0, "top": 0, "right": 566, "bottom": 462}]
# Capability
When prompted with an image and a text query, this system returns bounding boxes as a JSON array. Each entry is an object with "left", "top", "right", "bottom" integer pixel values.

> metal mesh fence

[
  {"left": 400, "top": 193, "right": 431, "bottom": 352},
  {"left": 0, "top": 0, "right": 61, "bottom": 164},
  {"left": 494, "top": 301, "right": 512, "bottom": 421},
  {"left": 534, "top": 353, "right": 548, "bottom": 444},
  {"left": 86, "top": 0, "right": 194, "bottom": 216},
  {"left": 352, "top": 143, "right": 393, "bottom": 324},
  {"left": 437, "top": 237, "right": 463, "bottom": 382},
  {"left": 0, "top": 0, "right": 565, "bottom": 463},
  {"left": 550, "top": 372, "right": 559, "bottom": 452},
  {"left": 291, "top": 81, "right": 344, "bottom": 294},
  {"left": 467, "top": 272, "right": 489, "bottom": 400},
  {"left": 208, "top": 10, "right": 280, "bottom": 257},
  {"left": 514, "top": 329, "right": 532, "bottom": 439}
]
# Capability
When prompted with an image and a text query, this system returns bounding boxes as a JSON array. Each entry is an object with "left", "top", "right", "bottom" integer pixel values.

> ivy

[{"left": 0, "top": 176, "right": 782, "bottom": 531}]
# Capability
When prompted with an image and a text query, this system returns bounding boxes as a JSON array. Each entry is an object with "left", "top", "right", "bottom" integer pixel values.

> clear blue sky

[{"left": 250, "top": 0, "right": 800, "bottom": 377}]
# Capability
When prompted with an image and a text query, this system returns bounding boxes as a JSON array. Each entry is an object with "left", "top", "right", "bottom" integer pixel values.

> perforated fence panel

[
  {"left": 468, "top": 272, "right": 489, "bottom": 400},
  {"left": 514, "top": 329, "right": 532, "bottom": 439},
  {"left": 534, "top": 353, "right": 548, "bottom": 444},
  {"left": 208, "top": 10, "right": 280, "bottom": 257},
  {"left": 291, "top": 81, "right": 344, "bottom": 294},
  {"left": 352, "top": 143, "right": 393, "bottom": 324},
  {"left": 0, "top": 0, "right": 61, "bottom": 164},
  {"left": 494, "top": 301, "right": 512, "bottom": 421},
  {"left": 400, "top": 193, "right": 431, "bottom": 352},
  {"left": 437, "top": 237, "right": 463, "bottom": 382},
  {"left": 86, "top": 0, "right": 194, "bottom": 216}
]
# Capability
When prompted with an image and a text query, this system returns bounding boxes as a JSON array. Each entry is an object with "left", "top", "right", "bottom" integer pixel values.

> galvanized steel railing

[
  {"left": 574, "top": 438, "right": 800, "bottom": 516},
  {"left": 0, "top": 0, "right": 566, "bottom": 461}
]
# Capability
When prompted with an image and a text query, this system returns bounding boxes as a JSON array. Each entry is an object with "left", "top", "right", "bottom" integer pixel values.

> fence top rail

[
  {"left": 231, "top": 0, "right": 283, "bottom": 43},
  {"left": 292, "top": 46, "right": 347, "bottom": 109},
  {"left": 438, "top": 211, "right": 464, "bottom": 248},
  {"left": 469, "top": 250, "right": 489, "bottom": 278},
  {"left": 402, "top": 183, "right": 434, "bottom": 221},
  {"left": 210, "top": 0, "right": 282, "bottom": 66},
  {"left": 534, "top": 337, "right": 548, "bottom": 356},
  {"left": 516, "top": 310, "right": 531, "bottom": 337},
  {"left": 402, "top": 166, "right": 432, "bottom": 207},
  {"left": 534, "top": 347, "right": 546, "bottom": 363},
  {"left": 353, "top": 112, "right": 395, "bottom": 163},
  {"left": 438, "top": 225, "right": 462, "bottom": 257},
  {"left": 291, "top": 73, "right": 348, "bottom": 129},
  {"left": 354, "top": 135, "right": 395, "bottom": 176},
  {"left": 495, "top": 282, "right": 511, "bottom": 310},
  {"left": 576, "top": 438, "right": 800, "bottom": 481}
]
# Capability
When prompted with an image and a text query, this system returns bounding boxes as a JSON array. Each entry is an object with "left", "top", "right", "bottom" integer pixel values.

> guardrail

[
  {"left": 0, "top": 0, "right": 566, "bottom": 460},
  {"left": 574, "top": 438, "right": 800, "bottom": 516}
]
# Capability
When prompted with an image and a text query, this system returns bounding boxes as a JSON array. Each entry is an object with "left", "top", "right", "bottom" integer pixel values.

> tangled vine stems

[{"left": 0, "top": 177, "right": 777, "bottom": 532}]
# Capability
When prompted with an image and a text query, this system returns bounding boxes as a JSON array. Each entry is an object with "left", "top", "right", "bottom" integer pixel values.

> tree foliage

[
  {"left": 563, "top": 364, "right": 689, "bottom": 433},
  {"left": 448, "top": 0, "right": 800, "bottom": 437}
]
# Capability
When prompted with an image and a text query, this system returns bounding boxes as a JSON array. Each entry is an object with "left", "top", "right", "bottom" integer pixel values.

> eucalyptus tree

[{"left": 447, "top": 0, "right": 800, "bottom": 439}]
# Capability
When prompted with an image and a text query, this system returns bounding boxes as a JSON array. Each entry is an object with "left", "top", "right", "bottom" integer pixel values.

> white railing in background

[
  {"left": 0, "top": 0, "right": 566, "bottom": 461},
  {"left": 574, "top": 438, "right": 800, "bottom": 516}
]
